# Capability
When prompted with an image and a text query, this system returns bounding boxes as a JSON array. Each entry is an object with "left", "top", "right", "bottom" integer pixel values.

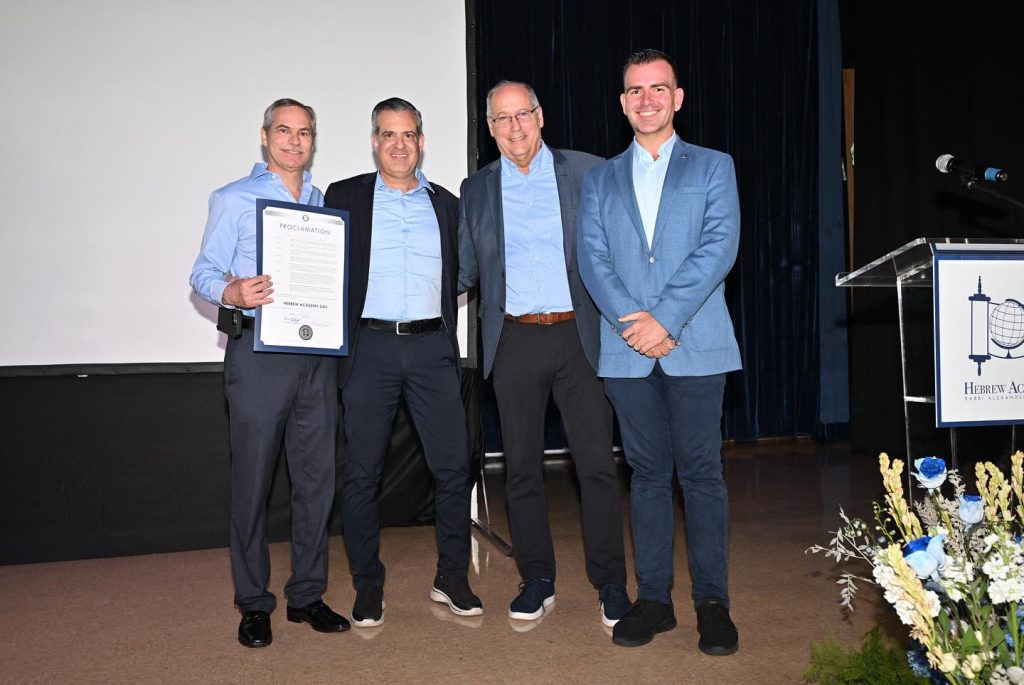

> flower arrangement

[{"left": 808, "top": 452, "right": 1024, "bottom": 684}]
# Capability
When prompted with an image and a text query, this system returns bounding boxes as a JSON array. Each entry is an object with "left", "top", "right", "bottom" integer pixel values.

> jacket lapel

[
  {"left": 552, "top": 149, "right": 575, "bottom": 269},
  {"left": 613, "top": 151, "right": 649, "bottom": 250},
  {"left": 650, "top": 141, "right": 688, "bottom": 254}
]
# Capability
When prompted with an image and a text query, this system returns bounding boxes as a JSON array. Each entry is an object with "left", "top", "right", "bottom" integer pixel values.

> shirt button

[{"left": 649, "top": 256, "right": 656, "bottom": 264}]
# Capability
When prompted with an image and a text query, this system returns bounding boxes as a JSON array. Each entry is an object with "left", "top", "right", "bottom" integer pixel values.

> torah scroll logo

[{"left": 969, "top": 276, "right": 1024, "bottom": 375}]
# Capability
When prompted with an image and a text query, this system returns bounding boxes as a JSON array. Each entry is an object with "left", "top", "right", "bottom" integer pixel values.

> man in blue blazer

[
  {"left": 459, "top": 81, "right": 629, "bottom": 626},
  {"left": 578, "top": 50, "right": 742, "bottom": 655}
]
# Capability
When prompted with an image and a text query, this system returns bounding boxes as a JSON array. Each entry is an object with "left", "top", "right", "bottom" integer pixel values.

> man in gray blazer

[
  {"left": 578, "top": 50, "right": 741, "bottom": 655},
  {"left": 458, "top": 81, "right": 629, "bottom": 626}
]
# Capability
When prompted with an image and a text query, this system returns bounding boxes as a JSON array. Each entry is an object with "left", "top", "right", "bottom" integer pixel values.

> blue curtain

[{"left": 472, "top": 0, "right": 849, "bottom": 441}]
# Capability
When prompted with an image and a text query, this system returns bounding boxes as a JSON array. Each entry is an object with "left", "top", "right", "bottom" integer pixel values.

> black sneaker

[
  {"left": 696, "top": 599, "right": 738, "bottom": 655},
  {"left": 352, "top": 586, "right": 385, "bottom": 627},
  {"left": 612, "top": 599, "right": 676, "bottom": 647},
  {"left": 507, "top": 578, "right": 554, "bottom": 620},
  {"left": 430, "top": 573, "right": 484, "bottom": 616},
  {"left": 599, "top": 584, "right": 632, "bottom": 627}
]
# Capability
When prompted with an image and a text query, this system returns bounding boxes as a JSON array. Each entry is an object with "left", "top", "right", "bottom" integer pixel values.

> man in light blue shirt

[
  {"left": 458, "top": 81, "right": 629, "bottom": 627},
  {"left": 190, "top": 99, "right": 348, "bottom": 648},
  {"left": 324, "top": 98, "right": 482, "bottom": 627},
  {"left": 578, "top": 50, "right": 742, "bottom": 655}
]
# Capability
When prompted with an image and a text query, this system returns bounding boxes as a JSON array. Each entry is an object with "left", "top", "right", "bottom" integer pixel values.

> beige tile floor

[{"left": 0, "top": 440, "right": 895, "bottom": 684}]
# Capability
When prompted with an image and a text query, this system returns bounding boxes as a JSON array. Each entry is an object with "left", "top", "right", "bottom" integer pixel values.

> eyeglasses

[{"left": 489, "top": 106, "right": 539, "bottom": 128}]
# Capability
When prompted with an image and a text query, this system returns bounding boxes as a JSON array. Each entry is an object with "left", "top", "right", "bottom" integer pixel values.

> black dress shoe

[
  {"left": 612, "top": 599, "right": 676, "bottom": 647},
  {"left": 238, "top": 610, "right": 272, "bottom": 648},
  {"left": 286, "top": 600, "right": 351, "bottom": 633}
]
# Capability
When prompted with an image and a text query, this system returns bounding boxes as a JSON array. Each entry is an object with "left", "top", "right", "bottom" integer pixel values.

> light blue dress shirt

[
  {"left": 190, "top": 163, "right": 323, "bottom": 316},
  {"left": 361, "top": 170, "right": 442, "bottom": 321},
  {"left": 501, "top": 143, "right": 573, "bottom": 315},
  {"left": 631, "top": 135, "right": 677, "bottom": 248}
]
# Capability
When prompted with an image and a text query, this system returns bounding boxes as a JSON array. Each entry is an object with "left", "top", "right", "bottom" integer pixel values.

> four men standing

[{"left": 193, "top": 47, "right": 739, "bottom": 656}]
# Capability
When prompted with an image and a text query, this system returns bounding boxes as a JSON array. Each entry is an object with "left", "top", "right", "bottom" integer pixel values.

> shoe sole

[
  {"left": 612, "top": 615, "right": 677, "bottom": 647},
  {"left": 507, "top": 594, "right": 555, "bottom": 621},
  {"left": 238, "top": 636, "right": 272, "bottom": 648},
  {"left": 430, "top": 588, "right": 484, "bottom": 617},
  {"left": 600, "top": 603, "right": 623, "bottom": 627},
  {"left": 352, "top": 600, "right": 385, "bottom": 628},
  {"left": 699, "top": 640, "right": 739, "bottom": 656}
]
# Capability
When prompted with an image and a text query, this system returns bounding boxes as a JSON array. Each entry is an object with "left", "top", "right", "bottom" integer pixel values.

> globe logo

[{"left": 989, "top": 299, "right": 1024, "bottom": 350}]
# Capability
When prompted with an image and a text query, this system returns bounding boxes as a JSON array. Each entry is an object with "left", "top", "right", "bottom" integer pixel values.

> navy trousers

[
  {"left": 604, "top": 368, "right": 729, "bottom": 608},
  {"left": 341, "top": 326, "right": 471, "bottom": 590},
  {"left": 223, "top": 327, "right": 337, "bottom": 613}
]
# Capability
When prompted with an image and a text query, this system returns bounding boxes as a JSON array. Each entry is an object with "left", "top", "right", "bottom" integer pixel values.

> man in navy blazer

[
  {"left": 578, "top": 50, "right": 742, "bottom": 655},
  {"left": 323, "top": 97, "right": 482, "bottom": 628},
  {"left": 458, "top": 81, "right": 629, "bottom": 626}
]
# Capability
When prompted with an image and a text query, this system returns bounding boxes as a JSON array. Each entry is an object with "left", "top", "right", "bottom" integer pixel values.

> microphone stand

[{"left": 960, "top": 175, "right": 1024, "bottom": 211}]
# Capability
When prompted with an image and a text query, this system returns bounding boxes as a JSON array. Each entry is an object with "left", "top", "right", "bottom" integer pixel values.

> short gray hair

[
  {"left": 262, "top": 98, "right": 316, "bottom": 138},
  {"left": 371, "top": 97, "right": 423, "bottom": 135},
  {"left": 485, "top": 80, "right": 540, "bottom": 118}
]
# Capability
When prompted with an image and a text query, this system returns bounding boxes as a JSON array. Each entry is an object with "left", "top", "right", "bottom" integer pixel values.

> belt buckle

[
  {"left": 538, "top": 313, "right": 552, "bottom": 325},
  {"left": 395, "top": 321, "right": 411, "bottom": 335}
]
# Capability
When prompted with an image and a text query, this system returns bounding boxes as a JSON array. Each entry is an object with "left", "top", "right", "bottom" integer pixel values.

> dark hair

[
  {"left": 262, "top": 98, "right": 316, "bottom": 138},
  {"left": 622, "top": 49, "right": 679, "bottom": 90},
  {"left": 371, "top": 97, "right": 423, "bottom": 135}
]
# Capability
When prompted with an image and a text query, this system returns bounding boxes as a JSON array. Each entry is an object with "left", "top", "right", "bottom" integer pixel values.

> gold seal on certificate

[{"left": 254, "top": 199, "right": 350, "bottom": 356}]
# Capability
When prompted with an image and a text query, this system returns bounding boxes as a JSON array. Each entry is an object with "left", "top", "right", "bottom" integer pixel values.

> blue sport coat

[{"left": 577, "top": 136, "right": 742, "bottom": 379}]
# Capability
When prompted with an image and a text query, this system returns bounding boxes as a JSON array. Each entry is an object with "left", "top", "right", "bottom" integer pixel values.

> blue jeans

[{"left": 604, "top": 367, "right": 729, "bottom": 608}]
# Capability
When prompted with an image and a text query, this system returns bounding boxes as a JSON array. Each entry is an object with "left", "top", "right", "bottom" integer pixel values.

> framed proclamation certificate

[{"left": 254, "top": 199, "right": 349, "bottom": 356}]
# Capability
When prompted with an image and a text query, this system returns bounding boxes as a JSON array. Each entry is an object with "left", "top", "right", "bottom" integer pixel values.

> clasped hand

[{"left": 619, "top": 311, "right": 677, "bottom": 359}]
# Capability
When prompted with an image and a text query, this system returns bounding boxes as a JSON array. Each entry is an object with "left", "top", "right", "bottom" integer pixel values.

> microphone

[{"left": 935, "top": 153, "right": 1008, "bottom": 182}]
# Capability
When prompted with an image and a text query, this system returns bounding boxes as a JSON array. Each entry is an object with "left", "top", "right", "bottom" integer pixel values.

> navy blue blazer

[
  {"left": 324, "top": 172, "right": 461, "bottom": 388},
  {"left": 458, "top": 148, "right": 604, "bottom": 378}
]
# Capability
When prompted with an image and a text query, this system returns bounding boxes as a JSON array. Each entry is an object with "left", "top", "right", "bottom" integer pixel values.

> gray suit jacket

[{"left": 458, "top": 147, "right": 604, "bottom": 378}]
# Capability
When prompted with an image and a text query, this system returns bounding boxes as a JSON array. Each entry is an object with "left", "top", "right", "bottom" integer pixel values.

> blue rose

[
  {"left": 903, "top": 535, "right": 945, "bottom": 579},
  {"left": 913, "top": 457, "right": 947, "bottom": 490},
  {"left": 958, "top": 495, "right": 984, "bottom": 525}
]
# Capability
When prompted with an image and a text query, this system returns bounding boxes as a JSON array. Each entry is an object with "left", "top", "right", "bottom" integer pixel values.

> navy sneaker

[
  {"left": 599, "top": 584, "right": 632, "bottom": 627},
  {"left": 507, "top": 578, "right": 555, "bottom": 620}
]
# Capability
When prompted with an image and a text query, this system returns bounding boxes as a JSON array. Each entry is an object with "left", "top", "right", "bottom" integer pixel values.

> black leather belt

[
  {"left": 362, "top": 318, "right": 443, "bottom": 335},
  {"left": 241, "top": 316, "right": 255, "bottom": 329}
]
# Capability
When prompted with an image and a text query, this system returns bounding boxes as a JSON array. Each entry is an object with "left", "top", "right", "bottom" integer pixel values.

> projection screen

[{"left": 0, "top": 0, "right": 469, "bottom": 372}]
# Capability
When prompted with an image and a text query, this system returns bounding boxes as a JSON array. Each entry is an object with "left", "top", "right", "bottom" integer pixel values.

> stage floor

[{"left": 0, "top": 439, "right": 900, "bottom": 684}]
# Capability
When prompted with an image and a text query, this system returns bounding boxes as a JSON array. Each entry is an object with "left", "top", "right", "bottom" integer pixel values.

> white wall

[{"left": 0, "top": 0, "right": 467, "bottom": 367}]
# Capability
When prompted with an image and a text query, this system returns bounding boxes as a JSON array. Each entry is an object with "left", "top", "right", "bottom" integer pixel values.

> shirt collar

[
  {"left": 500, "top": 142, "right": 551, "bottom": 177},
  {"left": 374, "top": 168, "right": 434, "bottom": 194},
  {"left": 632, "top": 134, "right": 678, "bottom": 166},
  {"left": 249, "top": 162, "right": 312, "bottom": 184}
]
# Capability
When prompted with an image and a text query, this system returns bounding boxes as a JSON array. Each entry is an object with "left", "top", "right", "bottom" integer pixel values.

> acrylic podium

[{"left": 837, "top": 237, "right": 1024, "bottom": 486}]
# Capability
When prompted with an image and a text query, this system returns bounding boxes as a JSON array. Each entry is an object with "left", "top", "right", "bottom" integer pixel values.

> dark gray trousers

[{"left": 224, "top": 328, "right": 337, "bottom": 613}]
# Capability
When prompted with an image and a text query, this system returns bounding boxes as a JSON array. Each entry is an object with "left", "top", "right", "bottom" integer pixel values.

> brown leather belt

[{"left": 504, "top": 311, "right": 576, "bottom": 325}]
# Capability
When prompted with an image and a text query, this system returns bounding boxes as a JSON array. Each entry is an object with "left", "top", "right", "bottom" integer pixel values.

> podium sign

[{"left": 935, "top": 249, "right": 1024, "bottom": 426}]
